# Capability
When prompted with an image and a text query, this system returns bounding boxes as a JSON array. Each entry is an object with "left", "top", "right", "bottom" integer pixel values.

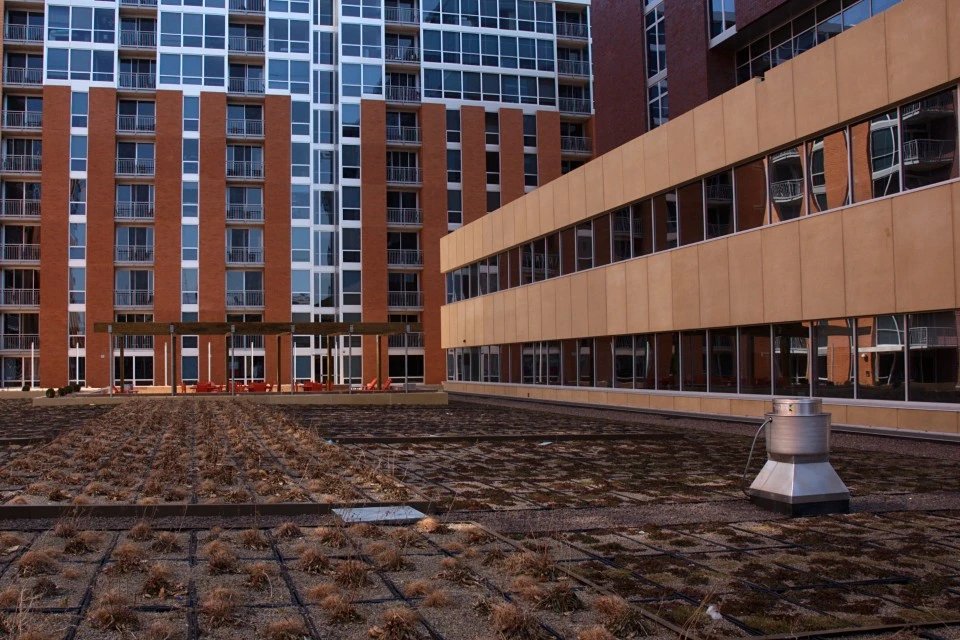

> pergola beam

[{"left": 93, "top": 322, "right": 424, "bottom": 337}]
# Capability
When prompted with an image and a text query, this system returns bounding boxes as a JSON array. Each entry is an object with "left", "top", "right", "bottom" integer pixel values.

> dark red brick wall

[
  {"left": 199, "top": 92, "right": 226, "bottom": 384},
  {"left": 264, "top": 95, "right": 292, "bottom": 386},
  {"left": 736, "top": 0, "right": 792, "bottom": 30},
  {"left": 360, "top": 99, "right": 387, "bottom": 383},
  {"left": 420, "top": 103, "right": 447, "bottom": 384},
  {"left": 498, "top": 108, "right": 525, "bottom": 205}
]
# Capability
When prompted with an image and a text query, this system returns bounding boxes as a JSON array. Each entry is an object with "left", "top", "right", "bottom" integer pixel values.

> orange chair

[
  {"left": 380, "top": 378, "right": 392, "bottom": 390},
  {"left": 363, "top": 377, "right": 379, "bottom": 391}
]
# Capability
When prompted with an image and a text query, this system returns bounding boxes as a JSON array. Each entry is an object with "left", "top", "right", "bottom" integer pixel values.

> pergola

[{"left": 93, "top": 321, "right": 424, "bottom": 395}]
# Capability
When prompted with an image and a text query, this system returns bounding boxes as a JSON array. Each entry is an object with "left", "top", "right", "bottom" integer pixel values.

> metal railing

[
  {"left": 3, "top": 25, "right": 43, "bottom": 43},
  {"left": 231, "top": 335, "right": 264, "bottom": 349},
  {"left": 2, "top": 111, "right": 42, "bottom": 130},
  {"left": 226, "top": 160, "right": 264, "bottom": 178},
  {"left": 226, "top": 290, "right": 264, "bottom": 307},
  {"left": 114, "top": 245, "right": 154, "bottom": 263},
  {"left": 385, "top": 85, "right": 421, "bottom": 103},
  {"left": 388, "top": 291, "right": 423, "bottom": 308},
  {"left": 560, "top": 136, "right": 591, "bottom": 154},
  {"left": 229, "top": 0, "right": 266, "bottom": 13},
  {"left": 0, "top": 334, "right": 38, "bottom": 351},
  {"left": 384, "top": 6, "right": 420, "bottom": 24},
  {"left": 116, "top": 114, "right": 156, "bottom": 133},
  {"left": 386, "top": 207, "right": 422, "bottom": 226},
  {"left": 228, "top": 77, "right": 265, "bottom": 95},
  {"left": 902, "top": 92, "right": 955, "bottom": 120},
  {"left": 1, "top": 244, "right": 39, "bottom": 262},
  {"left": 556, "top": 22, "right": 588, "bottom": 39},
  {"left": 385, "top": 45, "right": 420, "bottom": 63},
  {"left": 1, "top": 156, "right": 41, "bottom": 173},
  {"left": 120, "top": 0, "right": 159, "bottom": 6},
  {"left": 116, "top": 158, "right": 155, "bottom": 176},
  {"left": 386, "top": 166, "right": 421, "bottom": 184},
  {"left": 115, "top": 290, "right": 154, "bottom": 307},
  {"left": 3, "top": 68, "right": 43, "bottom": 86},
  {"left": 226, "top": 204, "right": 264, "bottom": 221},
  {"left": 770, "top": 148, "right": 801, "bottom": 163},
  {"left": 903, "top": 138, "right": 956, "bottom": 165},
  {"left": 118, "top": 72, "right": 157, "bottom": 90},
  {"left": 0, "top": 200, "right": 40, "bottom": 219},
  {"left": 705, "top": 183, "right": 734, "bottom": 201},
  {"left": 229, "top": 36, "right": 265, "bottom": 54},
  {"left": 909, "top": 326, "right": 959, "bottom": 348},
  {"left": 387, "top": 248, "right": 423, "bottom": 267},
  {"left": 120, "top": 335, "right": 154, "bottom": 349},
  {"left": 226, "top": 119, "right": 264, "bottom": 137},
  {"left": 388, "top": 333, "right": 423, "bottom": 348},
  {"left": 1, "top": 289, "right": 38, "bottom": 306},
  {"left": 386, "top": 125, "right": 421, "bottom": 144},
  {"left": 225, "top": 247, "right": 264, "bottom": 263},
  {"left": 115, "top": 202, "right": 154, "bottom": 220},
  {"left": 120, "top": 30, "right": 157, "bottom": 48},
  {"left": 771, "top": 179, "right": 804, "bottom": 202},
  {"left": 557, "top": 59, "right": 591, "bottom": 76},
  {"left": 558, "top": 97, "right": 591, "bottom": 114}
]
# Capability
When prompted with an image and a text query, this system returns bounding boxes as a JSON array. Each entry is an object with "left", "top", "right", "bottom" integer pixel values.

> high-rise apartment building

[{"left": 0, "top": 0, "right": 593, "bottom": 389}]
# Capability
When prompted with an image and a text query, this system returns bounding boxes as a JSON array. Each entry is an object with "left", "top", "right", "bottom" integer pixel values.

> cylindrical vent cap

[{"left": 772, "top": 397, "right": 822, "bottom": 416}]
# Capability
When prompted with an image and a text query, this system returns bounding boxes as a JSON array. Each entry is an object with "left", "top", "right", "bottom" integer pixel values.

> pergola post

[
  {"left": 108, "top": 324, "right": 114, "bottom": 397},
  {"left": 118, "top": 336, "right": 125, "bottom": 392},
  {"left": 229, "top": 325, "right": 236, "bottom": 395},
  {"left": 276, "top": 333, "right": 282, "bottom": 393},
  {"left": 376, "top": 334, "right": 382, "bottom": 390},
  {"left": 170, "top": 325, "right": 177, "bottom": 396},
  {"left": 326, "top": 341, "right": 333, "bottom": 391}
]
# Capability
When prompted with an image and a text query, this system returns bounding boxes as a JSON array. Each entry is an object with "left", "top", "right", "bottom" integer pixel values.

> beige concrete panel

[
  {"left": 842, "top": 199, "right": 896, "bottom": 317},
  {"left": 602, "top": 148, "right": 624, "bottom": 213},
  {"left": 440, "top": 236, "right": 450, "bottom": 274},
  {"left": 667, "top": 111, "right": 698, "bottom": 188},
  {"left": 538, "top": 182, "right": 556, "bottom": 238},
  {"left": 892, "top": 185, "right": 956, "bottom": 313},
  {"left": 648, "top": 394, "right": 675, "bottom": 411},
  {"left": 700, "top": 397, "right": 732, "bottom": 416},
  {"left": 482, "top": 295, "right": 495, "bottom": 345},
  {"left": 949, "top": 0, "right": 960, "bottom": 80},
  {"left": 605, "top": 263, "right": 628, "bottom": 336},
  {"left": 525, "top": 189, "right": 541, "bottom": 239},
  {"left": 836, "top": 12, "right": 889, "bottom": 123},
  {"left": 885, "top": 0, "right": 948, "bottom": 103},
  {"left": 553, "top": 176, "right": 571, "bottom": 230},
  {"left": 624, "top": 258, "right": 650, "bottom": 334},
  {"left": 493, "top": 293, "right": 505, "bottom": 344},
  {"left": 515, "top": 286, "right": 529, "bottom": 343},
  {"left": 792, "top": 39, "right": 840, "bottom": 141},
  {"left": 554, "top": 276, "right": 573, "bottom": 339},
  {"left": 845, "top": 405, "right": 898, "bottom": 430},
  {"left": 727, "top": 231, "right": 765, "bottom": 326},
  {"left": 755, "top": 63, "right": 797, "bottom": 153},
  {"left": 674, "top": 396, "right": 702, "bottom": 413},
  {"left": 502, "top": 201, "right": 517, "bottom": 249},
  {"left": 526, "top": 284, "right": 542, "bottom": 341},
  {"left": 440, "top": 306, "right": 449, "bottom": 348},
  {"left": 513, "top": 200, "right": 526, "bottom": 249},
  {"left": 481, "top": 215, "right": 493, "bottom": 258},
  {"left": 731, "top": 398, "right": 767, "bottom": 417},
  {"left": 455, "top": 229, "right": 465, "bottom": 270},
  {"left": 503, "top": 289, "right": 517, "bottom": 343},
  {"left": 698, "top": 239, "right": 731, "bottom": 328},
  {"left": 464, "top": 297, "right": 476, "bottom": 345},
  {"left": 585, "top": 155, "right": 606, "bottom": 217},
  {"left": 822, "top": 403, "right": 847, "bottom": 425},
  {"left": 587, "top": 269, "right": 608, "bottom": 336},
  {"left": 760, "top": 223, "right": 803, "bottom": 323},
  {"left": 722, "top": 81, "right": 760, "bottom": 166},
  {"left": 898, "top": 409, "right": 959, "bottom": 434},
  {"left": 567, "top": 166, "right": 588, "bottom": 227},
  {"left": 643, "top": 125, "right": 671, "bottom": 195},
  {"left": 954, "top": 182, "right": 960, "bottom": 305},
  {"left": 693, "top": 98, "right": 726, "bottom": 177},
  {"left": 626, "top": 392, "right": 650, "bottom": 409},
  {"left": 621, "top": 137, "right": 646, "bottom": 204},
  {"left": 798, "top": 211, "right": 846, "bottom": 320},
  {"left": 540, "top": 279, "right": 557, "bottom": 340},
  {"left": 570, "top": 273, "right": 590, "bottom": 337},
  {"left": 647, "top": 253, "right": 673, "bottom": 331},
  {"left": 456, "top": 301, "right": 465, "bottom": 346},
  {"left": 670, "top": 247, "right": 701, "bottom": 330}
]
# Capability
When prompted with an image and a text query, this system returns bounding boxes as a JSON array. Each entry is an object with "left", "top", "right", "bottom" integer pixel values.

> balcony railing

[
  {"left": 385, "top": 45, "right": 420, "bottom": 63},
  {"left": 115, "top": 202, "right": 154, "bottom": 220},
  {"left": 903, "top": 139, "right": 956, "bottom": 166},
  {"left": 226, "top": 160, "right": 264, "bottom": 179},
  {"left": 556, "top": 22, "right": 588, "bottom": 39},
  {"left": 388, "top": 291, "right": 423, "bottom": 308},
  {"left": 226, "top": 247, "right": 264, "bottom": 264},
  {"left": 909, "top": 326, "right": 959, "bottom": 348},
  {"left": 231, "top": 335, "right": 264, "bottom": 349},
  {"left": 770, "top": 148, "right": 801, "bottom": 163},
  {"left": 560, "top": 136, "right": 591, "bottom": 154},
  {"left": 385, "top": 6, "right": 420, "bottom": 24},
  {"left": 3, "top": 25, "right": 43, "bottom": 43},
  {"left": 557, "top": 59, "right": 591, "bottom": 76},
  {"left": 2, "top": 111, "right": 42, "bottom": 130},
  {"left": 387, "top": 249, "right": 423, "bottom": 267},
  {"left": 226, "top": 290, "right": 264, "bottom": 307},
  {"left": 0, "top": 200, "right": 40, "bottom": 219},
  {"left": 120, "top": 30, "right": 157, "bottom": 49},
  {"left": 229, "top": 0, "right": 266, "bottom": 14},
  {"left": 114, "top": 245, "right": 154, "bottom": 263},
  {"left": 3, "top": 68, "right": 43, "bottom": 86},
  {"left": 2, "top": 244, "right": 40, "bottom": 262},
  {"left": 118, "top": 72, "right": 157, "bottom": 90},
  {"left": 705, "top": 184, "right": 734, "bottom": 202},
  {"left": 386, "top": 207, "right": 422, "bottom": 226},
  {"left": 228, "top": 77, "right": 265, "bottom": 95},
  {"left": 229, "top": 36, "right": 265, "bottom": 54},
  {"left": 226, "top": 203, "right": 264, "bottom": 222},
  {"left": 386, "top": 126, "right": 421, "bottom": 144},
  {"left": 115, "top": 290, "right": 154, "bottom": 307},
  {"left": 120, "top": 335, "right": 154, "bottom": 349},
  {"left": 1, "top": 156, "right": 41, "bottom": 173},
  {"left": 388, "top": 333, "right": 423, "bottom": 348},
  {"left": 1, "top": 334, "right": 38, "bottom": 351},
  {"left": 386, "top": 166, "right": 421, "bottom": 184},
  {"left": 116, "top": 158, "right": 155, "bottom": 176},
  {"left": 0, "top": 289, "right": 38, "bottom": 306},
  {"left": 385, "top": 85, "right": 421, "bottom": 103},
  {"left": 116, "top": 114, "right": 156, "bottom": 133},
  {"left": 558, "top": 97, "right": 591, "bottom": 114},
  {"left": 902, "top": 92, "right": 955, "bottom": 120},
  {"left": 226, "top": 119, "right": 264, "bottom": 137},
  {"left": 771, "top": 178, "right": 804, "bottom": 202},
  {"left": 120, "top": 0, "right": 159, "bottom": 6}
]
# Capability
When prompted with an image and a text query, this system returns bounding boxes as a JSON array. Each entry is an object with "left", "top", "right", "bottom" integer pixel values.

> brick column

[
  {"left": 264, "top": 95, "right": 292, "bottom": 386},
  {"left": 360, "top": 100, "right": 387, "bottom": 384},
  {"left": 461, "top": 106, "right": 487, "bottom": 224},
  {"left": 420, "top": 103, "right": 447, "bottom": 384},
  {"left": 199, "top": 92, "right": 227, "bottom": 384},
  {"left": 536, "top": 110, "right": 562, "bottom": 186},
  {"left": 498, "top": 108, "right": 525, "bottom": 205}
]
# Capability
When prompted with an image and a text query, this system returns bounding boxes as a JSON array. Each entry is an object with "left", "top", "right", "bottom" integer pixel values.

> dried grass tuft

[
  {"left": 243, "top": 562, "right": 275, "bottom": 591},
  {"left": 416, "top": 517, "right": 448, "bottom": 534},
  {"left": 142, "top": 619, "right": 180, "bottom": 640},
  {"left": 594, "top": 595, "right": 648, "bottom": 637},
  {"left": 238, "top": 529, "right": 270, "bottom": 550},
  {"left": 28, "top": 577, "right": 60, "bottom": 599},
  {"left": 129, "top": 521, "right": 154, "bottom": 541},
  {"left": 151, "top": 532, "right": 182, "bottom": 553},
  {"left": 307, "top": 583, "right": 337, "bottom": 601},
  {"left": 141, "top": 564, "right": 178, "bottom": 598},
  {"left": 313, "top": 526, "right": 347, "bottom": 548},
  {"left": 296, "top": 546, "right": 330, "bottom": 574},
  {"left": 204, "top": 541, "right": 239, "bottom": 575},
  {"left": 334, "top": 560, "right": 370, "bottom": 588},
  {"left": 576, "top": 626, "right": 616, "bottom": 640},
  {"left": 53, "top": 522, "right": 77, "bottom": 539},
  {"left": 488, "top": 602, "right": 545, "bottom": 639},
  {"left": 264, "top": 618, "right": 308, "bottom": 640},
  {"left": 422, "top": 589, "right": 452, "bottom": 608},
  {"left": 403, "top": 579, "right": 434, "bottom": 598},
  {"left": 200, "top": 587, "right": 240, "bottom": 628},
  {"left": 111, "top": 543, "right": 147, "bottom": 573},
  {"left": 321, "top": 594, "right": 363, "bottom": 624},
  {"left": 64, "top": 532, "right": 100, "bottom": 555},
  {"left": 367, "top": 606, "right": 420, "bottom": 640},
  {"left": 89, "top": 589, "right": 139, "bottom": 631},
  {"left": 17, "top": 551, "right": 58, "bottom": 577},
  {"left": 275, "top": 522, "right": 303, "bottom": 539}
]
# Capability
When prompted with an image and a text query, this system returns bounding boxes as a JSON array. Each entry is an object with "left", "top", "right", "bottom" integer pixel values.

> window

[
  {"left": 447, "top": 150, "right": 461, "bottom": 183},
  {"left": 486, "top": 190, "right": 500, "bottom": 213},
  {"left": 342, "top": 186, "right": 361, "bottom": 220},
  {"left": 183, "top": 96, "right": 199, "bottom": 132},
  {"left": 342, "top": 104, "right": 360, "bottom": 138},
  {"left": 446, "top": 109, "right": 460, "bottom": 143},
  {"left": 342, "top": 145, "right": 360, "bottom": 180},
  {"left": 448, "top": 189, "right": 462, "bottom": 225},
  {"left": 182, "top": 225, "right": 198, "bottom": 260},
  {"left": 522, "top": 115, "right": 537, "bottom": 147},
  {"left": 523, "top": 154, "right": 537, "bottom": 187},
  {"left": 292, "top": 227, "right": 311, "bottom": 262},
  {"left": 485, "top": 112, "right": 499, "bottom": 145},
  {"left": 69, "top": 179, "right": 85, "bottom": 216},
  {"left": 709, "top": 0, "right": 736, "bottom": 39},
  {"left": 47, "top": 49, "right": 114, "bottom": 82},
  {"left": 342, "top": 63, "right": 382, "bottom": 96},
  {"left": 292, "top": 142, "right": 310, "bottom": 178},
  {"left": 575, "top": 221, "right": 593, "bottom": 271},
  {"left": 181, "top": 268, "right": 198, "bottom": 304},
  {"left": 182, "top": 139, "right": 198, "bottom": 174},
  {"left": 645, "top": 1, "right": 667, "bottom": 128},
  {"left": 69, "top": 223, "right": 85, "bottom": 260},
  {"left": 486, "top": 151, "right": 500, "bottom": 185},
  {"left": 291, "top": 185, "right": 310, "bottom": 220},
  {"left": 182, "top": 182, "right": 198, "bottom": 217},
  {"left": 69, "top": 267, "right": 85, "bottom": 304},
  {"left": 70, "top": 136, "right": 87, "bottom": 172},
  {"left": 342, "top": 271, "right": 361, "bottom": 305},
  {"left": 341, "top": 228, "right": 360, "bottom": 263},
  {"left": 268, "top": 18, "right": 309, "bottom": 54},
  {"left": 71, "top": 92, "right": 88, "bottom": 128}
]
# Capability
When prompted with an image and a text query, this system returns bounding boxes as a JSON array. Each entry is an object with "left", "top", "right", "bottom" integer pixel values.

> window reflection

[
  {"left": 740, "top": 325, "right": 772, "bottom": 395},
  {"left": 901, "top": 88, "right": 958, "bottom": 190},
  {"left": 678, "top": 182, "right": 704, "bottom": 246},
  {"left": 634, "top": 200, "right": 654, "bottom": 257},
  {"left": 680, "top": 330, "right": 706, "bottom": 391},
  {"left": 853, "top": 110, "right": 899, "bottom": 200},
  {"left": 907, "top": 310, "right": 960, "bottom": 403},
  {"left": 611, "top": 208, "right": 632, "bottom": 262},
  {"left": 769, "top": 145, "right": 804, "bottom": 221},
  {"left": 857, "top": 315, "right": 905, "bottom": 401},
  {"left": 705, "top": 171, "right": 733, "bottom": 239},
  {"left": 807, "top": 130, "right": 849, "bottom": 213},
  {"left": 654, "top": 191, "right": 677, "bottom": 251},
  {"left": 577, "top": 338, "right": 593, "bottom": 386},
  {"left": 575, "top": 221, "right": 593, "bottom": 271},
  {"left": 709, "top": 328, "right": 737, "bottom": 392},
  {"left": 735, "top": 160, "right": 766, "bottom": 231},
  {"left": 595, "top": 336, "right": 613, "bottom": 387},
  {"left": 655, "top": 332, "right": 679, "bottom": 390},
  {"left": 614, "top": 335, "right": 634, "bottom": 388},
  {"left": 635, "top": 334, "right": 654, "bottom": 389},
  {"left": 813, "top": 319, "right": 854, "bottom": 399},
  {"left": 774, "top": 322, "right": 809, "bottom": 396}
]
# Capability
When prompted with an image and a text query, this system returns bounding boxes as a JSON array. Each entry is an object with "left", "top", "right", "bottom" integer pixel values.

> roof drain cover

[{"left": 333, "top": 505, "right": 426, "bottom": 524}]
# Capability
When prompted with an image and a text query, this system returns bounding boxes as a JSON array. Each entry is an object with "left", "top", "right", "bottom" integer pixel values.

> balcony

[
  {"left": 115, "top": 290, "right": 154, "bottom": 308},
  {"left": 226, "top": 119, "right": 264, "bottom": 138},
  {"left": 229, "top": 36, "right": 265, "bottom": 55},
  {"left": 231, "top": 335, "right": 264, "bottom": 349},
  {"left": 118, "top": 72, "right": 157, "bottom": 91},
  {"left": 229, "top": 0, "right": 266, "bottom": 14},
  {"left": 226, "top": 203, "right": 264, "bottom": 222},
  {"left": 2, "top": 111, "right": 42, "bottom": 130},
  {"left": 386, "top": 166, "right": 421, "bottom": 185},
  {"left": 0, "top": 289, "right": 38, "bottom": 307},
  {"left": 558, "top": 97, "right": 591, "bottom": 115},
  {"left": 0, "top": 334, "right": 38, "bottom": 351},
  {"left": 3, "top": 25, "right": 43, "bottom": 44},
  {"left": 388, "top": 333, "right": 423, "bottom": 348},
  {"left": 1, "top": 156, "right": 41, "bottom": 174},
  {"left": 3, "top": 68, "right": 42, "bottom": 87},
  {"left": 116, "top": 114, "right": 156, "bottom": 134},
  {"left": 114, "top": 245, "right": 154, "bottom": 263},
  {"left": 705, "top": 184, "right": 734, "bottom": 203},
  {"left": 387, "top": 249, "right": 423, "bottom": 267},
  {"left": 120, "top": 30, "right": 157, "bottom": 49},
  {"left": 560, "top": 136, "right": 591, "bottom": 155},
  {"left": 120, "top": 335, "right": 154, "bottom": 349},
  {"left": 771, "top": 178, "right": 804, "bottom": 202},
  {"left": 226, "top": 247, "right": 264, "bottom": 264},
  {"left": 120, "top": 0, "right": 159, "bottom": 6},
  {"left": 226, "top": 160, "right": 264, "bottom": 179},
  {"left": 557, "top": 59, "right": 591, "bottom": 77},
  {"left": 0, "top": 200, "right": 40, "bottom": 219},
  {"left": 385, "top": 85, "right": 421, "bottom": 104},
  {"left": 226, "top": 290, "right": 264, "bottom": 308},
  {"left": 903, "top": 138, "right": 956, "bottom": 168},
  {"left": 385, "top": 6, "right": 420, "bottom": 24},
  {"left": 902, "top": 92, "right": 956, "bottom": 122},
  {"left": 115, "top": 202, "right": 154, "bottom": 220},
  {"left": 770, "top": 148, "right": 801, "bottom": 163},
  {"left": 388, "top": 291, "right": 423, "bottom": 309},
  {"left": 385, "top": 45, "right": 421, "bottom": 64},
  {"left": 1, "top": 244, "right": 39, "bottom": 263},
  {"left": 386, "top": 126, "right": 421, "bottom": 145},
  {"left": 387, "top": 207, "right": 422, "bottom": 226},
  {"left": 116, "top": 158, "right": 155, "bottom": 176},
  {"left": 556, "top": 22, "right": 588, "bottom": 40},
  {"left": 909, "top": 326, "right": 959, "bottom": 348},
  {"left": 228, "top": 77, "right": 265, "bottom": 95}
]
